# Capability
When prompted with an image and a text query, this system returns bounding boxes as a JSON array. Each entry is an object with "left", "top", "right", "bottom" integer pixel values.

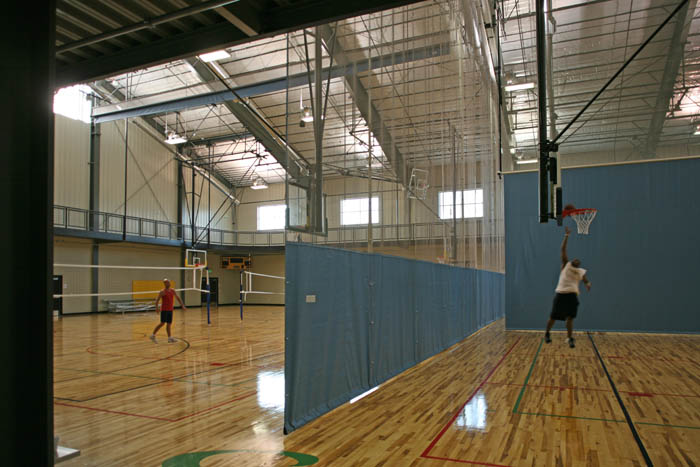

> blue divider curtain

[
  {"left": 284, "top": 243, "right": 504, "bottom": 433},
  {"left": 504, "top": 158, "right": 700, "bottom": 333}
]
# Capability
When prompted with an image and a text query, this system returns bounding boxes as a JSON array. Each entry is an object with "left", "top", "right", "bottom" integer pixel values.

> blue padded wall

[
  {"left": 504, "top": 158, "right": 700, "bottom": 333},
  {"left": 284, "top": 243, "right": 504, "bottom": 433}
]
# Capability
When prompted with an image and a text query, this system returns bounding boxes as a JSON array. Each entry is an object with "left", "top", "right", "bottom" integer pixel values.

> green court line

[
  {"left": 518, "top": 411, "right": 626, "bottom": 423},
  {"left": 636, "top": 421, "right": 700, "bottom": 430},
  {"left": 512, "top": 338, "right": 543, "bottom": 413},
  {"left": 55, "top": 366, "right": 256, "bottom": 389}
]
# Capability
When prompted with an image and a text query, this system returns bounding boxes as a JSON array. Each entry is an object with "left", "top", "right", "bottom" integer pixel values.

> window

[
  {"left": 257, "top": 204, "right": 286, "bottom": 230},
  {"left": 341, "top": 197, "right": 379, "bottom": 226},
  {"left": 439, "top": 189, "right": 483, "bottom": 219},
  {"left": 53, "top": 85, "right": 93, "bottom": 123}
]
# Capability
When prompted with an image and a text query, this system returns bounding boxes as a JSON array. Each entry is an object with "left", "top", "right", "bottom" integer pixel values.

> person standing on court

[
  {"left": 150, "top": 279, "right": 186, "bottom": 343},
  {"left": 545, "top": 226, "right": 591, "bottom": 348}
]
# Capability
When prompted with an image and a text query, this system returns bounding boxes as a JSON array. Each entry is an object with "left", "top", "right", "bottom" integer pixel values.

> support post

[
  {"left": 206, "top": 269, "right": 211, "bottom": 325},
  {"left": 451, "top": 126, "right": 457, "bottom": 263},
  {"left": 91, "top": 242, "right": 99, "bottom": 312},
  {"left": 89, "top": 99, "right": 101, "bottom": 231},
  {"left": 123, "top": 117, "right": 129, "bottom": 238},
  {"left": 546, "top": 0, "right": 561, "bottom": 221},
  {"left": 0, "top": 2, "right": 55, "bottom": 463},
  {"left": 239, "top": 270, "right": 244, "bottom": 320},
  {"left": 313, "top": 28, "right": 324, "bottom": 233},
  {"left": 536, "top": 0, "right": 550, "bottom": 223}
]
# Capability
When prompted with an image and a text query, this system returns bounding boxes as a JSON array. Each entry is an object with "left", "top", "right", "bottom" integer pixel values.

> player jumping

[{"left": 544, "top": 227, "right": 591, "bottom": 348}]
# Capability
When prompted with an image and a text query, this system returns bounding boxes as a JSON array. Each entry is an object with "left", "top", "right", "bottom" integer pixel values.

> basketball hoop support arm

[{"left": 536, "top": 0, "right": 549, "bottom": 223}]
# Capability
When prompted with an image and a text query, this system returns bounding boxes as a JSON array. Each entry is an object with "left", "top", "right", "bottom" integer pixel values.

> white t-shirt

[{"left": 555, "top": 262, "right": 587, "bottom": 294}]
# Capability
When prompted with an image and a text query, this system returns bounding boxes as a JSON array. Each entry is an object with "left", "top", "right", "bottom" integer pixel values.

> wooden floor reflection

[{"left": 54, "top": 308, "right": 699, "bottom": 466}]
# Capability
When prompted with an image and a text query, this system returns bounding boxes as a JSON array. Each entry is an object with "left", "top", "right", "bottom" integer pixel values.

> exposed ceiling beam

[
  {"left": 90, "top": 79, "right": 237, "bottom": 194},
  {"left": 56, "top": 0, "right": 242, "bottom": 54},
  {"left": 183, "top": 58, "right": 309, "bottom": 186},
  {"left": 56, "top": 0, "right": 430, "bottom": 87},
  {"left": 93, "top": 41, "right": 450, "bottom": 123},
  {"left": 216, "top": 3, "right": 260, "bottom": 37},
  {"left": 318, "top": 24, "right": 409, "bottom": 187},
  {"left": 645, "top": 0, "right": 696, "bottom": 156}
]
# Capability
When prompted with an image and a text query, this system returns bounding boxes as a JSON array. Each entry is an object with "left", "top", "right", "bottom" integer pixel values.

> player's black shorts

[
  {"left": 550, "top": 293, "right": 579, "bottom": 320},
  {"left": 160, "top": 310, "right": 173, "bottom": 324}
]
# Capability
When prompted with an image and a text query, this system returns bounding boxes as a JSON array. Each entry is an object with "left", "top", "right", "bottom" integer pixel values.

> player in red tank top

[{"left": 149, "top": 279, "right": 186, "bottom": 344}]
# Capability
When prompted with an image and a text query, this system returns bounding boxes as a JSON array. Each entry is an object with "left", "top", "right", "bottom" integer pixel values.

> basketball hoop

[{"left": 562, "top": 208, "right": 597, "bottom": 235}]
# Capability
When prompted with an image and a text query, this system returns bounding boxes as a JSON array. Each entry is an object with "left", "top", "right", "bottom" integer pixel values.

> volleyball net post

[{"left": 239, "top": 270, "right": 286, "bottom": 320}]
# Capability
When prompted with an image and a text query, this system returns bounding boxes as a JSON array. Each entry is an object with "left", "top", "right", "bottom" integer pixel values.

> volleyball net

[{"left": 53, "top": 249, "right": 211, "bottom": 317}]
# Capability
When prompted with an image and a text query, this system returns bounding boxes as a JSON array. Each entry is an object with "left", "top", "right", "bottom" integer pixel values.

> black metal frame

[{"left": 536, "top": 0, "right": 688, "bottom": 223}]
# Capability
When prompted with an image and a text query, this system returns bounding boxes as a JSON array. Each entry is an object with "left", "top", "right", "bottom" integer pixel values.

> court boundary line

[
  {"left": 54, "top": 350, "right": 284, "bottom": 401},
  {"left": 589, "top": 332, "right": 653, "bottom": 466},
  {"left": 55, "top": 338, "right": 193, "bottom": 384},
  {"left": 486, "top": 381, "right": 700, "bottom": 399},
  {"left": 505, "top": 338, "right": 700, "bottom": 429},
  {"left": 54, "top": 391, "right": 256, "bottom": 422},
  {"left": 419, "top": 337, "right": 521, "bottom": 466}
]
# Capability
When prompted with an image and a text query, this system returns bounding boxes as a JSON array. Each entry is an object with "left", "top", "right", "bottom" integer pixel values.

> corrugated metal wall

[
  {"left": 54, "top": 114, "right": 90, "bottom": 209},
  {"left": 181, "top": 165, "right": 235, "bottom": 230},
  {"left": 99, "top": 121, "right": 178, "bottom": 221}
]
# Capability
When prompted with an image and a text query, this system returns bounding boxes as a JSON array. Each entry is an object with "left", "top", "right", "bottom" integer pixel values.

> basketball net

[{"left": 564, "top": 208, "right": 597, "bottom": 235}]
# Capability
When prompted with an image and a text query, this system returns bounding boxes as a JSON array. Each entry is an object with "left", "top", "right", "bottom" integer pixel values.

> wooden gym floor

[{"left": 54, "top": 307, "right": 699, "bottom": 466}]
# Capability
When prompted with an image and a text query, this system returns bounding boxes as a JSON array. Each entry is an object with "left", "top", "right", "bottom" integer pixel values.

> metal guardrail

[{"left": 53, "top": 205, "right": 486, "bottom": 248}]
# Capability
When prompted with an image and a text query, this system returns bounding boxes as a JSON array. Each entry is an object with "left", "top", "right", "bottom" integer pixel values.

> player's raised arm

[{"left": 561, "top": 226, "right": 571, "bottom": 266}]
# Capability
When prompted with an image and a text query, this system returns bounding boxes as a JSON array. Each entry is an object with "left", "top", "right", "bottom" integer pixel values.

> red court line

[
  {"left": 484, "top": 381, "right": 699, "bottom": 399},
  {"left": 422, "top": 454, "right": 511, "bottom": 467},
  {"left": 54, "top": 391, "right": 256, "bottom": 422},
  {"left": 420, "top": 338, "right": 520, "bottom": 464},
  {"left": 54, "top": 401, "right": 172, "bottom": 422}
]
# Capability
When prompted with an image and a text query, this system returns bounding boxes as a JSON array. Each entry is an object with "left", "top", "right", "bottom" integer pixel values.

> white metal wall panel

[
  {"left": 99, "top": 121, "right": 178, "bottom": 221},
  {"left": 53, "top": 237, "right": 92, "bottom": 314},
  {"left": 54, "top": 114, "right": 90, "bottom": 209}
]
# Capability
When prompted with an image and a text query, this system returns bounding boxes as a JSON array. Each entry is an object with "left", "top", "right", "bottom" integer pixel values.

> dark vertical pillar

[
  {"left": 89, "top": 102, "right": 101, "bottom": 231},
  {"left": 177, "top": 159, "right": 184, "bottom": 241},
  {"left": 91, "top": 242, "right": 99, "bottom": 312},
  {"left": 536, "top": 0, "right": 550, "bottom": 223},
  {"left": 0, "top": 2, "right": 55, "bottom": 464}
]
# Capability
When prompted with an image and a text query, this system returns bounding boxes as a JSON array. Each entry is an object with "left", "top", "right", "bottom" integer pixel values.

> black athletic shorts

[
  {"left": 160, "top": 310, "right": 173, "bottom": 324},
  {"left": 550, "top": 293, "right": 579, "bottom": 320}
]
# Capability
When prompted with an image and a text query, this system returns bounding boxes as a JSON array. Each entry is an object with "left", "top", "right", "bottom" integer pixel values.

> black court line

[
  {"left": 54, "top": 337, "right": 192, "bottom": 384},
  {"left": 588, "top": 333, "right": 653, "bottom": 467},
  {"left": 54, "top": 349, "right": 284, "bottom": 403}
]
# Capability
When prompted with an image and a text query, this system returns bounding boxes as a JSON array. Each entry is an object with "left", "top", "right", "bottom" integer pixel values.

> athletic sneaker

[
  {"left": 149, "top": 334, "right": 157, "bottom": 344},
  {"left": 544, "top": 333, "right": 552, "bottom": 344},
  {"left": 567, "top": 337, "right": 575, "bottom": 348},
  {"left": 168, "top": 337, "right": 176, "bottom": 343}
]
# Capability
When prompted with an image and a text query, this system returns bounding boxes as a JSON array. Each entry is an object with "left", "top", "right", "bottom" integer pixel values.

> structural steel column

[
  {"left": 536, "top": 0, "right": 550, "bottom": 223},
  {"left": 89, "top": 100, "right": 101, "bottom": 231},
  {"left": 0, "top": 2, "right": 54, "bottom": 463},
  {"left": 313, "top": 28, "right": 324, "bottom": 232}
]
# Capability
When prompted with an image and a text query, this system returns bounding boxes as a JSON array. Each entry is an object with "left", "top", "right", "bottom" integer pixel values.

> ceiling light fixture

[
  {"left": 164, "top": 112, "right": 187, "bottom": 145},
  {"left": 694, "top": 124, "right": 700, "bottom": 135},
  {"left": 198, "top": 50, "right": 230, "bottom": 62},
  {"left": 165, "top": 132, "right": 187, "bottom": 145},
  {"left": 504, "top": 82, "right": 535, "bottom": 92},
  {"left": 516, "top": 158, "right": 538, "bottom": 164},
  {"left": 301, "top": 106, "right": 314, "bottom": 123},
  {"left": 251, "top": 178, "right": 269, "bottom": 190}
]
